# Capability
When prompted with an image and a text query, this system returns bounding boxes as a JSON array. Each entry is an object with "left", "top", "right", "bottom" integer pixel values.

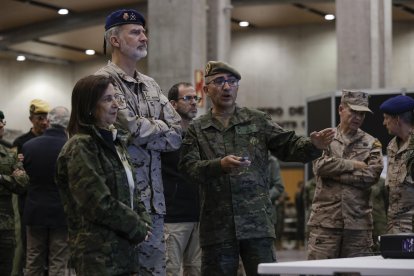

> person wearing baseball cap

[
  {"left": 13, "top": 99, "right": 50, "bottom": 154},
  {"left": 179, "top": 60, "right": 335, "bottom": 274},
  {"left": 307, "top": 90, "right": 383, "bottom": 261},
  {"left": 380, "top": 95, "right": 414, "bottom": 234},
  {"left": 95, "top": 9, "right": 182, "bottom": 275}
]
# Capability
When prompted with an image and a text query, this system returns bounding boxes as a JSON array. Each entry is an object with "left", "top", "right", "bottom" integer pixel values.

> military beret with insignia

[
  {"left": 29, "top": 99, "right": 50, "bottom": 115},
  {"left": 105, "top": 9, "right": 146, "bottom": 31},
  {"left": 380, "top": 95, "right": 414, "bottom": 115},
  {"left": 0, "top": 110, "right": 4, "bottom": 120},
  {"left": 205, "top": 61, "right": 241, "bottom": 80}
]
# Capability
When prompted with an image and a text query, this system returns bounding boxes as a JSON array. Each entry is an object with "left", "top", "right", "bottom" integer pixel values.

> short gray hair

[
  {"left": 104, "top": 26, "right": 121, "bottom": 54},
  {"left": 48, "top": 106, "right": 70, "bottom": 128}
]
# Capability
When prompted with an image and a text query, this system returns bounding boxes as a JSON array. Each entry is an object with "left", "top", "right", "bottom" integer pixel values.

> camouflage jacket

[
  {"left": 308, "top": 127, "right": 383, "bottom": 230},
  {"left": 179, "top": 106, "right": 322, "bottom": 246},
  {"left": 96, "top": 62, "right": 182, "bottom": 215},
  {"left": 0, "top": 144, "right": 28, "bottom": 230},
  {"left": 56, "top": 125, "right": 151, "bottom": 275},
  {"left": 386, "top": 136, "right": 414, "bottom": 233}
]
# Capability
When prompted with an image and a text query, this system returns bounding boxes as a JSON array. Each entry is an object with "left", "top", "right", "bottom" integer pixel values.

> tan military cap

[
  {"left": 341, "top": 90, "right": 372, "bottom": 113},
  {"left": 29, "top": 99, "right": 50, "bottom": 114},
  {"left": 205, "top": 61, "right": 241, "bottom": 80}
]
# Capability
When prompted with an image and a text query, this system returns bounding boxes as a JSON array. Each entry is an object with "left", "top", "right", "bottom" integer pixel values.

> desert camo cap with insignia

[{"left": 341, "top": 90, "right": 372, "bottom": 113}]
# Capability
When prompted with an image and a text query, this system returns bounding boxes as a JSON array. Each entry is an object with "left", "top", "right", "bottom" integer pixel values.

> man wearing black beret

[
  {"left": 380, "top": 95, "right": 414, "bottom": 234},
  {"left": 179, "top": 60, "right": 335, "bottom": 275},
  {"left": 95, "top": 9, "right": 182, "bottom": 276}
]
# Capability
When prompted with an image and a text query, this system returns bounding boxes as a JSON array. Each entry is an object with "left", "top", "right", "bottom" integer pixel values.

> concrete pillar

[
  {"left": 147, "top": 0, "right": 207, "bottom": 94},
  {"left": 336, "top": 0, "right": 392, "bottom": 89},
  {"left": 206, "top": 0, "right": 232, "bottom": 62}
]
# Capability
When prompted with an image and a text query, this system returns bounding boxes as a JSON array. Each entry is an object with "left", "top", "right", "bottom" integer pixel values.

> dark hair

[
  {"left": 167, "top": 82, "right": 193, "bottom": 101},
  {"left": 67, "top": 75, "right": 114, "bottom": 136},
  {"left": 398, "top": 110, "right": 414, "bottom": 126}
]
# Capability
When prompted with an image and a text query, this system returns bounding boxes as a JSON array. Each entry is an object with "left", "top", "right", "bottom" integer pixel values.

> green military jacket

[
  {"left": 0, "top": 144, "right": 28, "bottom": 230},
  {"left": 56, "top": 125, "right": 151, "bottom": 275},
  {"left": 179, "top": 106, "right": 321, "bottom": 247}
]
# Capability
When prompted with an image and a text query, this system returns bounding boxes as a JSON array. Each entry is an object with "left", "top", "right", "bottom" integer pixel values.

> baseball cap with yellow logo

[{"left": 29, "top": 99, "right": 50, "bottom": 115}]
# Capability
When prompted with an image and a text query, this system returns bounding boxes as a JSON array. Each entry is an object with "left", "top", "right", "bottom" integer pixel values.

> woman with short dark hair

[{"left": 56, "top": 75, "right": 151, "bottom": 275}]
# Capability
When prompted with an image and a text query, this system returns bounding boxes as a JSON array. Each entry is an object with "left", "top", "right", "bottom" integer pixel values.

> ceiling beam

[{"left": 0, "top": 2, "right": 147, "bottom": 48}]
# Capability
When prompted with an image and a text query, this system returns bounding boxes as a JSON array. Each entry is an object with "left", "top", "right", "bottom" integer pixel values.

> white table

[{"left": 258, "top": 255, "right": 414, "bottom": 275}]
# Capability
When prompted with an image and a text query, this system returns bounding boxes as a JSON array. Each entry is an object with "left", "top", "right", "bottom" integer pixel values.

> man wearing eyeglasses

[
  {"left": 179, "top": 61, "right": 335, "bottom": 275},
  {"left": 162, "top": 82, "right": 201, "bottom": 276}
]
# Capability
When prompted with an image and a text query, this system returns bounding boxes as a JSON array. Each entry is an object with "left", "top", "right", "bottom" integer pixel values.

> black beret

[
  {"left": 380, "top": 95, "right": 414, "bottom": 115},
  {"left": 0, "top": 110, "right": 4, "bottom": 120},
  {"left": 105, "top": 9, "right": 145, "bottom": 31},
  {"left": 205, "top": 61, "right": 241, "bottom": 80}
]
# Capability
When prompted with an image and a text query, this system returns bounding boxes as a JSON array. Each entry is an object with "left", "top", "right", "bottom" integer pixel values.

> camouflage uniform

[
  {"left": 386, "top": 136, "right": 414, "bottom": 233},
  {"left": 179, "top": 106, "right": 322, "bottom": 274},
  {"left": 96, "top": 61, "right": 182, "bottom": 275},
  {"left": 0, "top": 144, "right": 28, "bottom": 276},
  {"left": 55, "top": 125, "right": 151, "bottom": 276},
  {"left": 307, "top": 127, "right": 383, "bottom": 259}
]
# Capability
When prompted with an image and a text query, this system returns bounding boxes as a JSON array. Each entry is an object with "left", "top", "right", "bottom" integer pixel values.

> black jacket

[
  {"left": 22, "top": 127, "right": 67, "bottom": 227},
  {"left": 161, "top": 147, "right": 200, "bottom": 223}
]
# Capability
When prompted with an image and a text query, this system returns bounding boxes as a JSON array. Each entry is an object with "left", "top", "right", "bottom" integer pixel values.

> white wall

[
  {"left": 0, "top": 60, "right": 73, "bottom": 134},
  {"left": 230, "top": 24, "right": 337, "bottom": 134}
]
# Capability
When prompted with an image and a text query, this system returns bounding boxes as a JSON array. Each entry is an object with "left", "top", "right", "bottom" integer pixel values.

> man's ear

[
  {"left": 110, "top": 36, "right": 120, "bottom": 48},
  {"left": 170, "top": 100, "right": 178, "bottom": 109},
  {"left": 203, "top": 85, "right": 209, "bottom": 97}
]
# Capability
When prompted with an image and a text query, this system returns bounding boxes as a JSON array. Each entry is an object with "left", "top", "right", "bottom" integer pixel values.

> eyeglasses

[
  {"left": 101, "top": 93, "right": 127, "bottom": 109},
  {"left": 0, "top": 119, "right": 6, "bottom": 125},
  {"left": 177, "top": 95, "right": 202, "bottom": 103},
  {"left": 207, "top": 77, "right": 239, "bottom": 88}
]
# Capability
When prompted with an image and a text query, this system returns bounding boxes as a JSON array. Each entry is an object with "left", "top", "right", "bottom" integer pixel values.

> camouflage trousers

[
  {"left": 136, "top": 214, "right": 166, "bottom": 275},
  {"left": 201, "top": 238, "right": 276, "bottom": 276},
  {"left": 0, "top": 230, "right": 15, "bottom": 276},
  {"left": 307, "top": 226, "right": 373, "bottom": 260}
]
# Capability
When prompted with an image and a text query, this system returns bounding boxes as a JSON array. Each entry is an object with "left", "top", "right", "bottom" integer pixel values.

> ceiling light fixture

[
  {"left": 58, "top": 9, "right": 69, "bottom": 15},
  {"left": 292, "top": 3, "right": 335, "bottom": 21},
  {"left": 85, "top": 49, "right": 95, "bottom": 56},
  {"left": 239, "top": 21, "right": 250, "bottom": 27},
  {"left": 17, "top": 55, "right": 26, "bottom": 61},
  {"left": 15, "top": 0, "right": 71, "bottom": 15}
]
